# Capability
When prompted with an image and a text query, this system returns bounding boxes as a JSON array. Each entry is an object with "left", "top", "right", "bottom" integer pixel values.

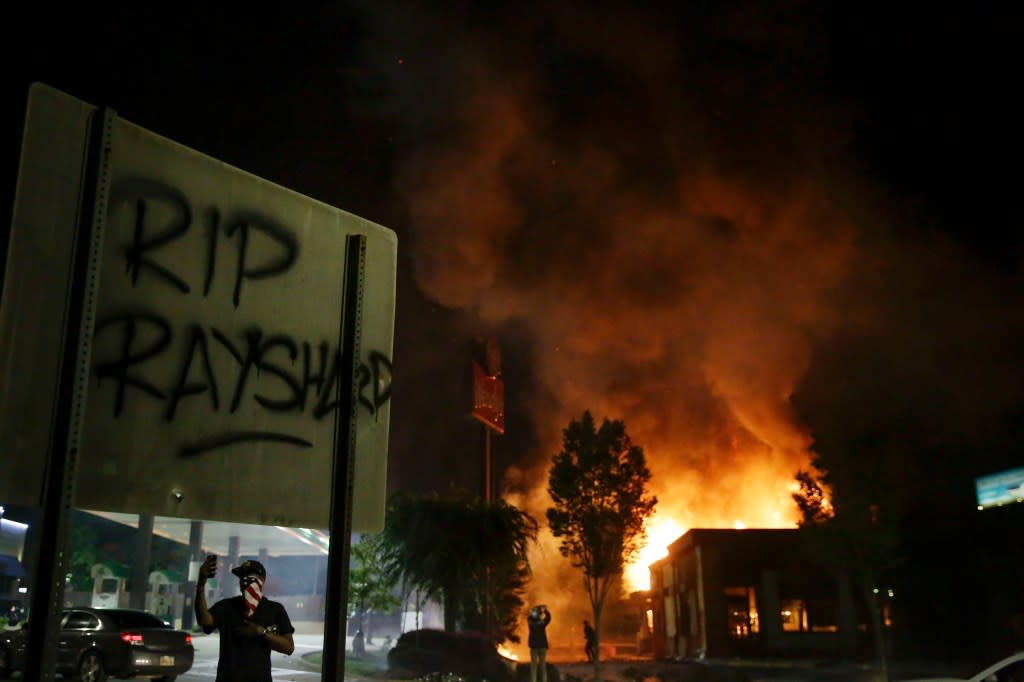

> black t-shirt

[{"left": 206, "top": 595, "right": 295, "bottom": 682}]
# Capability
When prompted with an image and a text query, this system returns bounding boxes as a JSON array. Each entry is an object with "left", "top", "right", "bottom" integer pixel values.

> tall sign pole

[
  {"left": 23, "top": 104, "right": 114, "bottom": 682},
  {"left": 471, "top": 336, "right": 504, "bottom": 634},
  {"left": 322, "top": 234, "right": 366, "bottom": 681},
  {"left": 471, "top": 337, "right": 504, "bottom": 500},
  {"left": 485, "top": 427, "right": 492, "bottom": 502}
]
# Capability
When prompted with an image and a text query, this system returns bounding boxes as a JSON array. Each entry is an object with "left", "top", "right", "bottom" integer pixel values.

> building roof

[{"left": 652, "top": 527, "right": 800, "bottom": 570}]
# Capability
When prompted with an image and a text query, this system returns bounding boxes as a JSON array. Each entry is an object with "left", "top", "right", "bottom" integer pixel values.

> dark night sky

[{"left": 3, "top": 2, "right": 1022, "bottom": 525}]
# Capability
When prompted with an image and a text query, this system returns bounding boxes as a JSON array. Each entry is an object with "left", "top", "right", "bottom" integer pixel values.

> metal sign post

[
  {"left": 322, "top": 234, "right": 366, "bottom": 681},
  {"left": 23, "top": 104, "right": 114, "bottom": 681}
]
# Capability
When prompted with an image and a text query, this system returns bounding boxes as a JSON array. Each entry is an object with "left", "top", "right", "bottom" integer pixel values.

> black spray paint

[{"left": 93, "top": 179, "right": 392, "bottom": 456}]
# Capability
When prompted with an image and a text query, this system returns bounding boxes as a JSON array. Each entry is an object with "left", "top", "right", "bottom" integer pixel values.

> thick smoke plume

[
  {"left": 355, "top": 0, "right": 1024, "bottom": 653},
  {"left": 367, "top": 3, "right": 852, "bottom": 524}
]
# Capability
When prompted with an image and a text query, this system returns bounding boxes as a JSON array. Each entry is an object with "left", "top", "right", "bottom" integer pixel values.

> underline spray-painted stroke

[{"left": 179, "top": 431, "right": 313, "bottom": 457}]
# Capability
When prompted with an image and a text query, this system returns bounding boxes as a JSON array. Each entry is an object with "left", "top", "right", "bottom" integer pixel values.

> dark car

[
  {"left": 0, "top": 607, "right": 194, "bottom": 681},
  {"left": 387, "top": 628, "right": 519, "bottom": 682}
]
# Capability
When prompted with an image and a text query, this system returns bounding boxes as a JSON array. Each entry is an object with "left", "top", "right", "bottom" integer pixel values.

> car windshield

[{"left": 107, "top": 610, "right": 169, "bottom": 629}]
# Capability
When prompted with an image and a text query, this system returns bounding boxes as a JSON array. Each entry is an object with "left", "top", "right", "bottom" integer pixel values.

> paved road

[
  {"left": 558, "top": 657, "right": 966, "bottom": 682},
  {"left": 548, "top": 658, "right": 950, "bottom": 682}
]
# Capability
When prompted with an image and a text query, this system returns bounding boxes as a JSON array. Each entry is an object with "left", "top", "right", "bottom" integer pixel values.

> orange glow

[
  {"left": 393, "top": 53, "right": 866, "bottom": 654},
  {"left": 624, "top": 515, "right": 685, "bottom": 591},
  {"left": 620, "top": 458, "right": 804, "bottom": 593},
  {"left": 498, "top": 645, "right": 518, "bottom": 661},
  {"left": 507, "top": 443, "right": 810, "bottom": 653}
]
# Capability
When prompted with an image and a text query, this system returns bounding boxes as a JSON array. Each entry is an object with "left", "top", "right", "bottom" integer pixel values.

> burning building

[{"left": 649, "top": 528, "right": 862, "bottom": 658}]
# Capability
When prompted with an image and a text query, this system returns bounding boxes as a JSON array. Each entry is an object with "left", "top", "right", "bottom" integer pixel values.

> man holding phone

[
  {"left": 195, "top": 555, "right": 295, "bottom": 682},
  {"left": 527, "top": 604, "right": 551, "bottom": 682}
]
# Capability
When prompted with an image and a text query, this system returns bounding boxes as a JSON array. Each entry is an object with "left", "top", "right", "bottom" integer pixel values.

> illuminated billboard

[{"left": 975, "top": 466, "right": 1024, "bottom": 510}]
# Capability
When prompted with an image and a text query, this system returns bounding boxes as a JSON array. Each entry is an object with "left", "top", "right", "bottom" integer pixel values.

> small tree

[
  {"left": 547, "top": 410, "right": 656, "bottom": 673},
  {"left": 348, "top": 533, "right": 400, "bottom": 643}
]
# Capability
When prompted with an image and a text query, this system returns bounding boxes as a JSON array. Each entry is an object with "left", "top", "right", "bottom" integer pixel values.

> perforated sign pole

[
  {"left": 23, "top": 105, "right": 114, "bottom": 681},
  {"left": 321, "top": 234, "right": 366, "bottom": 681}
]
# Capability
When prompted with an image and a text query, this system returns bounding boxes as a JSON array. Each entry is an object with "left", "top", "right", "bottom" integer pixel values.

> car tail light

[
  {"left": 120, "top": 631, "right": 144, "bottom": 645},
  {"left": 184, "top": 633, "right": 193, "bottom": 645}
]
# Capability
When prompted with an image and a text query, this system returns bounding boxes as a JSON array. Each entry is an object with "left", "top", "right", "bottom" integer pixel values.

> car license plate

[{"left": 160, "top": 655, "right": 174, "bottom": 666}]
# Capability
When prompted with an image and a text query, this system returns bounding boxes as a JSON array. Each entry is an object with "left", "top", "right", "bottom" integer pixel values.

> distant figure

[
  {"left": 527, "top": 604, "right": 551, "bottom": 682},
  {"left": 583, "top": 619, "right": 597, "bottom": 662},
  {"left": 353, "top": 628, "right": 366, "bottom": 653},
  {"left": 195, "top": 556, "right": 296, "bottom": 682}
]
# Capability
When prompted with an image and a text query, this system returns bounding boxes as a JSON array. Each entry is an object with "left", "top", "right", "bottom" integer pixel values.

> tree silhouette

[
  {"left": 546, "top": 410, "right": 656, "bottom": 671},
  {"left": 793, "top": 466, "right": 902, "bottom": 681}
]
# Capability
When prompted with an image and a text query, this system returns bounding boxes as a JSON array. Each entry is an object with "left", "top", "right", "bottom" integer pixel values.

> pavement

[
  {"left": 181, "top": 628, "right": 972, "bottom": 682},
  {"left": 287, "top": 646, "right": 891, "bottom": 682},
  {"left": 2, "top": 620, "right": 965, "bottom": 682},
  {"left": 550, "top": 656, "right": 978, "bottom": 682}
]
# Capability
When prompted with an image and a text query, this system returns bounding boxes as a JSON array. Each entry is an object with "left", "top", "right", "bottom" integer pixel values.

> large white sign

[{"left": 0, "top": 84, "right": 396, "bottom": 531}]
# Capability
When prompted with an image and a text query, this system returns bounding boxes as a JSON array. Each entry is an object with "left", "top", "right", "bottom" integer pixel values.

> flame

[
  {"left": 621, "top": 465, "right": 803, "bottom": 592},
  {"left": 507, "top": 449, "right": 806, "bottom": 651},
  {"left": 498, "top": 645, "right": 518, "bottom": 661},
  {"left": 624, "top": 515, "right": 685, "bottom": 591}
]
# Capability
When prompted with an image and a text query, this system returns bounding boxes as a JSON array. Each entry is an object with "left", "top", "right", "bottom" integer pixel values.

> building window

[
  {"left": 780, "top": 599, "right": 807, "bottom": 632},
  {"left": 724, "top": 586, "right": 758, "bottom": 638}
]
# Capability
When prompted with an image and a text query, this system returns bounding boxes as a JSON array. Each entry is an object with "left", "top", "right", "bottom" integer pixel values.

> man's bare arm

[
  {"left": 194, "top": 555, "right": 216, "bottom": 628},
  {"left": 257, "top": 627, "right": 294, "bottom": 655}
]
